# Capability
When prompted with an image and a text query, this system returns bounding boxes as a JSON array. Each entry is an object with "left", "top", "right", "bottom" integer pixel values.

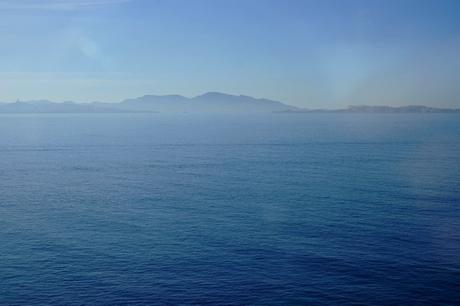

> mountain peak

[{"left": 196, "top": 92, "right": 234, "bottom": 99}]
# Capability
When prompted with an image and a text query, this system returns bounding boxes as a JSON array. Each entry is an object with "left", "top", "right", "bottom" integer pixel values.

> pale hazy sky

[{"left": 1, "top": 0, "right": 459, "bottom": 108}]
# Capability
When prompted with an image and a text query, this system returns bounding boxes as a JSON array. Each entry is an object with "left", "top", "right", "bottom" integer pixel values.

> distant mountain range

[
  {"left": 0, "top": 92, "right": 459, "bottom": 113},
  {"left": 116, "top": 92, "right": 299, "bottom": 113},
  {"left": 0, "top": 92, "right": 299, "bottom": 113}
]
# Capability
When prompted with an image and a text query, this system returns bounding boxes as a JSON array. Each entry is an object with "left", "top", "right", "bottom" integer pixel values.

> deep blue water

[{"left": 1, "top": 113, "right": 459, "bottom": 305}]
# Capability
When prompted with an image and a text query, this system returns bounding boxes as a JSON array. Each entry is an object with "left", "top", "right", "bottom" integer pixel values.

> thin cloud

[{"left": 0, "top": 0, "right": 132, "bottom": 10}]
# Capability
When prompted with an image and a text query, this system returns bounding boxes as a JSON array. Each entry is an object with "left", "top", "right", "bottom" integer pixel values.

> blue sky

[{"left": 0, "top": 0, "right": 459, "bottom": 108}]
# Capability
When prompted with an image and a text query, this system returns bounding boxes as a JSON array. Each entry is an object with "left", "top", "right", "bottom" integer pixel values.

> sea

[{"left": 1, "top": 113, "right": 459, "bottom": 305}]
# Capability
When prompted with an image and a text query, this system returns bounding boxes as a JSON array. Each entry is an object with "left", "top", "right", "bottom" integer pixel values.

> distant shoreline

[
  {"left": 0, "top": 111, "right": 459, "bottom": 115},
  {"left": 1, "top": 92, "right": 459, "bottom": 114}
]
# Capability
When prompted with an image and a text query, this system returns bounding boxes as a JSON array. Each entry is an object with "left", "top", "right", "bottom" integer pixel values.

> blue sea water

[{"left": 0, "top": 113, "right": 459, "bottom": 305}]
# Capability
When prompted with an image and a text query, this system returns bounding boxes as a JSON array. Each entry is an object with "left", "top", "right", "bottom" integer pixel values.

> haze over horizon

[{"left": 1, "top": 0, "right": 459, "bottom": 108}]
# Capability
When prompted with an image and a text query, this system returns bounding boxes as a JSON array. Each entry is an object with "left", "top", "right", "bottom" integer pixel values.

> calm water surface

[{"left": 1, "top": 114, "right": 459, "bottom": 305}]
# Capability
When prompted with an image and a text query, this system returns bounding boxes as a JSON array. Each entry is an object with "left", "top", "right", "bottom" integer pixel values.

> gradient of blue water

[{"left": 1, "top": 114, "right": 459, "bottom": 305}]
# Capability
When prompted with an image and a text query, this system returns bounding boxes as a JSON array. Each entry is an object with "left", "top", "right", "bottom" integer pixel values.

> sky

[{"left": 0, "top": 0, "right": 459, "bottom": 108}]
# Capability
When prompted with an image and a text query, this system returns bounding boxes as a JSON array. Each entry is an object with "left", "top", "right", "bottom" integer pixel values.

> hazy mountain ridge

[
  {"left": 0, "top": 100, "right": 126, "bottom": 113},
  {"left": 0, "top": 94, "right": 459, "bottom": 113},
  {"left": 118, "top": 92, "right": 298, "bottom": 112},
  {"left": 0, "top": 92, "right": 299, "bottom": 113}
]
